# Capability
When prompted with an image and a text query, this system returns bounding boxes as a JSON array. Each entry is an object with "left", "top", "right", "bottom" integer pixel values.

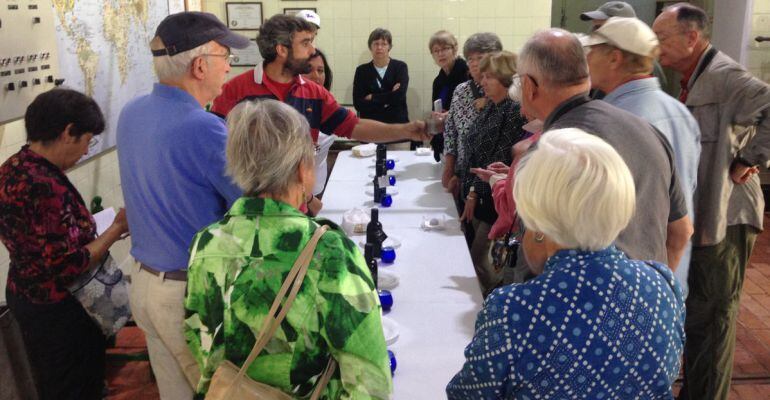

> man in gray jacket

[{"left": 654, "top": 4, "right": 770, "bottom": 399}]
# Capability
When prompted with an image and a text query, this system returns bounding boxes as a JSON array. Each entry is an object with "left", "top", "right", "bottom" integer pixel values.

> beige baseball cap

[{"left": 578, "top": 17, "right": 659, "bottom": 57}]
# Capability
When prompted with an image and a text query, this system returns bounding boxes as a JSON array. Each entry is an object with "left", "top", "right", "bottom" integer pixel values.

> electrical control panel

[{"left": 0, "top": 0, "right": 64, "bottom": 125}]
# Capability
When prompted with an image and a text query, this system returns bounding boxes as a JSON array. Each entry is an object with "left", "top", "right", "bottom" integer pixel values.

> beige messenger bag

[{"left": 206, "top": 225, "right": 336, "bottom": 400}]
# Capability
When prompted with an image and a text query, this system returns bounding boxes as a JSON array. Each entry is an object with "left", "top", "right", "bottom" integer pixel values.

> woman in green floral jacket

[{"left": 184, "top": 99, "right": 392, "bottom": 399}]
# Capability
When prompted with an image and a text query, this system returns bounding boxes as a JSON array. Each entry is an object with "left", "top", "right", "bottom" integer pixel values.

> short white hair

[
  {"left": 513, "top": 128, "right": 635, "bottom": 250},
  {"left": 226, "top": 99, "right": 314, "bottom": 196},
  {"left": 150, "top": 36, "right": 211, "bottom": 81}
]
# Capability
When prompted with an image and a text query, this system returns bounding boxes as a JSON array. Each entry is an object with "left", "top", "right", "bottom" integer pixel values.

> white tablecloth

[{"left": 318, "top": 151, "right": 482, "bottom": 398}]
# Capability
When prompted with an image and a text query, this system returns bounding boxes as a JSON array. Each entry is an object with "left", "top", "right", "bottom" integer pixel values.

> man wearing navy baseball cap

[
  {"left": 580, "top": 1, "right": 636, "bottom": 31},
  {"left": 115, "top": 12, "right": 249, "bottom": 399}
]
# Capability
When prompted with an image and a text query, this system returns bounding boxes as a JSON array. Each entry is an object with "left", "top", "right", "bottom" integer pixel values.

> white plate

[
  {"left": 378, "top": 271, "right": 399, "bottom": 290},
  {"left": 365, "top": 186, "right": 399, "bottom": 196},
  {"left": 382, "top": 316, "right": 400, "bottom": 346},
  {"left": 415, "top": 147, "right": 433, "bottom": 156},
  {"left": 420, "top": 215, "right": 460, "bottom": 231},
  {"left": 359, "top": 236, "right": 402, "bottom": 249},
  {"left": 421, "top": 216, "right": 445, "bottom": 230}
]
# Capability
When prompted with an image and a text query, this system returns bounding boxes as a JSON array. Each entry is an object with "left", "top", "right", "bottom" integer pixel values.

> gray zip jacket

[{"left": 686, "top": 46, "right": 770, "bottom": 246}]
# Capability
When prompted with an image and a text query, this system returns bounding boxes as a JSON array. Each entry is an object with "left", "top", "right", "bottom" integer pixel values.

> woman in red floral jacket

[{"left": 0, "top": 89, "right": 128, "bottom": 399}]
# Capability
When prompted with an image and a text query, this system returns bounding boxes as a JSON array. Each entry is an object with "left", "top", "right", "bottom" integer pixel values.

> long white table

[{"left": 318, "top": 151, "right": 482, "bottom": 398}]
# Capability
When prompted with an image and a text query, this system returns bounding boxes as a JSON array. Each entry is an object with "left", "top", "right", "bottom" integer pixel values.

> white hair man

[
  {"left": 116, "top": 12, "right": 249, "bottom": 399},
  {"left": 509, "top": 28, "right": 692, "bottom": 270},
  {"left": 581, "top": 17, "right": 701, "bottom": 291},
  {"left": 447, "top": 128, "right": 685, "bottom": 399},
  {"left": 653, "top": 4, "right": 770, "bottom": 399}
]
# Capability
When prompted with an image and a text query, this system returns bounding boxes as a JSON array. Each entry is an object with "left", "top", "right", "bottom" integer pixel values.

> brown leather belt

[{"left": 140, "top": 264, "right": 187, "bottom": 281}]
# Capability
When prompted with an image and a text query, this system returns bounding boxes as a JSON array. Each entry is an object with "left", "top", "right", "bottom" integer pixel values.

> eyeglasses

[
  {"left": 371, "top": 41, "right": 390, "bottom": 49},
  {"left": 511, "top": 74, "right": 540, "bottom": 87},
  {"left": 431, "top": 46, "right": 454, "bottom": 55},
  {"left": 656, "top": 28, "right": 690, "bottom": 43},
  {"left": 202, "top": 51, "right": 235, "bottom": 65},
  {"left": 512, "top": 73, "right": 539, "bottom": 88},
  {"left": 467, "top": 54, "right": 485, "bottom": 64}
]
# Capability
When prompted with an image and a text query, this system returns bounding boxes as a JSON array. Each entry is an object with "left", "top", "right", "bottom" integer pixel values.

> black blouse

[
  {"left": 432, "top": 57, "right": 469, "bottom": 111},
  {"left": 462, "top": 98, "right": 527, "bottom": 224},
  {"left": 353, "top": 58, "right": 410, "bottom": 124}
]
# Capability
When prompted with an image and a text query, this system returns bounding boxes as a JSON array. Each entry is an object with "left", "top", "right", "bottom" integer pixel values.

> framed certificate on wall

[
  {"left": 186, "top": 0, "right": 203, "bottom": 11},
  {"left": 225, "top": 2, "right": 263, "bottom": 30},
  {"left": 231, "top": 39, "right": 262, "bottom": 67}
]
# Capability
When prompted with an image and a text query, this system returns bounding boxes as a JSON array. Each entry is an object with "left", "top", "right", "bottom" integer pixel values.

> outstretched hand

[
  {"left": 470, "top": 168, "right": 496, "bottom": 183},
  {"left": 407, "top": 120, "right": 430, "bottom": 142}
]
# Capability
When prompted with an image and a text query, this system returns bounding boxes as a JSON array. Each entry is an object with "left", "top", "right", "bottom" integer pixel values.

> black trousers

[{"left": 6, "top": 289, "right": 106, "bottom": 400}]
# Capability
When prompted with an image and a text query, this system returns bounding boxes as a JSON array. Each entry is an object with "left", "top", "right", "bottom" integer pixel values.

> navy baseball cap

[
  {"left": 580, "top": 1, "right": 636, "bottom": 21},
  {"left": 152, "top": 11, "right": 250, "bottom": 57}
]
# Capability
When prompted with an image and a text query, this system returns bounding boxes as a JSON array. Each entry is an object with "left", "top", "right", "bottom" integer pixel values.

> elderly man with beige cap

[{"left": 581, "top": 17, "right": 700, "bottom": 292}]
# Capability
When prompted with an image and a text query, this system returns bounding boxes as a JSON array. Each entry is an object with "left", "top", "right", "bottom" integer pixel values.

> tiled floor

[
  {"left": 106, "top": 218, "right": 770, "bottom": 399},
  {"left": 724, "top": 220, "right": 770, "bottom": 399}
]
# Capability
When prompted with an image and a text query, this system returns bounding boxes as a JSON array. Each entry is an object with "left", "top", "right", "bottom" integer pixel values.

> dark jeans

[
  {"left": 6, "top": 290, "right": 106, "bottom": 400},
  {"left": 678, "top": 224, "right": 759, "bottom": 400}
]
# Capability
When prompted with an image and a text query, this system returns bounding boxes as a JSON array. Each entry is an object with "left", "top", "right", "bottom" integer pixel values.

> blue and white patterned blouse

[{"left": 447, "top": 246, "right": 685, "bottom": 399}]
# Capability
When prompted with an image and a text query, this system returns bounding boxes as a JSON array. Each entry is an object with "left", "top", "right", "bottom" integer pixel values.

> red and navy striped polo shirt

[{"left": 212, "top": 63, "right": 358, "bottom": 142}]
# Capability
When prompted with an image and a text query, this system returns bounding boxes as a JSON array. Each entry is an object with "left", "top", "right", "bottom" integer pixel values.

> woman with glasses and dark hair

[
  {"left": 428, "top": 30, "right": 468, "bottom": 158},
  {"left": 0, "top": 89, "right": 129, "bottom": 399},
  {"left": 353, "top": 28, "right": 409, "bottom": 125}
]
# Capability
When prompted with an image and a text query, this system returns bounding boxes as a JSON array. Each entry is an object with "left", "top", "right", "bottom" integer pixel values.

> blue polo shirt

[
  {"left": 603, "top": 77, "right": 701, "bottom": 295},
  {"left": 117, "top": 83, "right": 241, "bottom": 271}
]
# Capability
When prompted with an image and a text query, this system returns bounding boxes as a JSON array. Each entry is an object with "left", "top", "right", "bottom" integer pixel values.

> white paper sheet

[{"left": 93, "top": 207, "right": 116, "bottom": 236}]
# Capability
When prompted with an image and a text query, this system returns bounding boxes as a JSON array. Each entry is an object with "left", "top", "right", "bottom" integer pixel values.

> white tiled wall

[
  {"left": 0, "top": 0, "right": 552, "bottom": 302},
  {"left": 0, "top": 120, "right": 130, "bottom": 303},
  {"left": 749, "top": 0, "right": 770, "bottom": 83},
  {"left": 204, "top": 0, "right": 551, "bottom": 120}
]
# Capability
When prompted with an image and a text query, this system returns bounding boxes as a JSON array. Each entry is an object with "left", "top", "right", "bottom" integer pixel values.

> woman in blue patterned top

[{"left": 447, "top": 128, "right": 685, "bottom": 399}]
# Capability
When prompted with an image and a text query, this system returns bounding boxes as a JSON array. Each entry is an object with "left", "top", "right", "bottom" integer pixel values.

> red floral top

[{"left": 0, "top": 146, "right": 95, "bottom": 304}]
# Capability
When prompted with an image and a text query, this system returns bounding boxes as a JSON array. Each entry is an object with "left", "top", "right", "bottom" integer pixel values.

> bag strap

[
  {"left": 70, "top": 252, "right": 111, "bottom": 292},
  {"left": 310, "top": 357, "right": 337, "bottom": 400},
  {"left": 224, "top": 225, "right": 331, "bottom": 397},
  {"left": 468, "top": 80, "right": 483, "bottom": 100}
]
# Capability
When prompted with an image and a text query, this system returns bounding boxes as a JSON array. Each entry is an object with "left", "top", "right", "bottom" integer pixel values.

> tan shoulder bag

[{"left": 206, "top": 225, "right": 336, "bottom": 400}]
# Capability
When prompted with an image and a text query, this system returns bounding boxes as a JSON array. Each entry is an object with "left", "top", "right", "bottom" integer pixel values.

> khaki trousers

[
  {"left": 678, "top": 224, "right": 758, "bottom": 400},
  {"left": 129, "top": 263, "right": 200, "bottom": 399}
]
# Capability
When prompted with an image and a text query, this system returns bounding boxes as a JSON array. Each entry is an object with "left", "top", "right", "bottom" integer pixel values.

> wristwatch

[{"left": 466, "top": 186, "right": 477, "bottom": 201}]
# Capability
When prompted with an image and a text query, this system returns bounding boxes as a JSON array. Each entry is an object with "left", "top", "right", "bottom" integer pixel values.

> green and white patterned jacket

[{"left": 184, "top": 197, "right": 392, "bottom": 399}]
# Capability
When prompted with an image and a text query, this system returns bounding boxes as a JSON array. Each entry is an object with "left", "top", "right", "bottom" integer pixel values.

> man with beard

[{"left": 212, "top": 14, "right": 428, "bottom": 145}]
